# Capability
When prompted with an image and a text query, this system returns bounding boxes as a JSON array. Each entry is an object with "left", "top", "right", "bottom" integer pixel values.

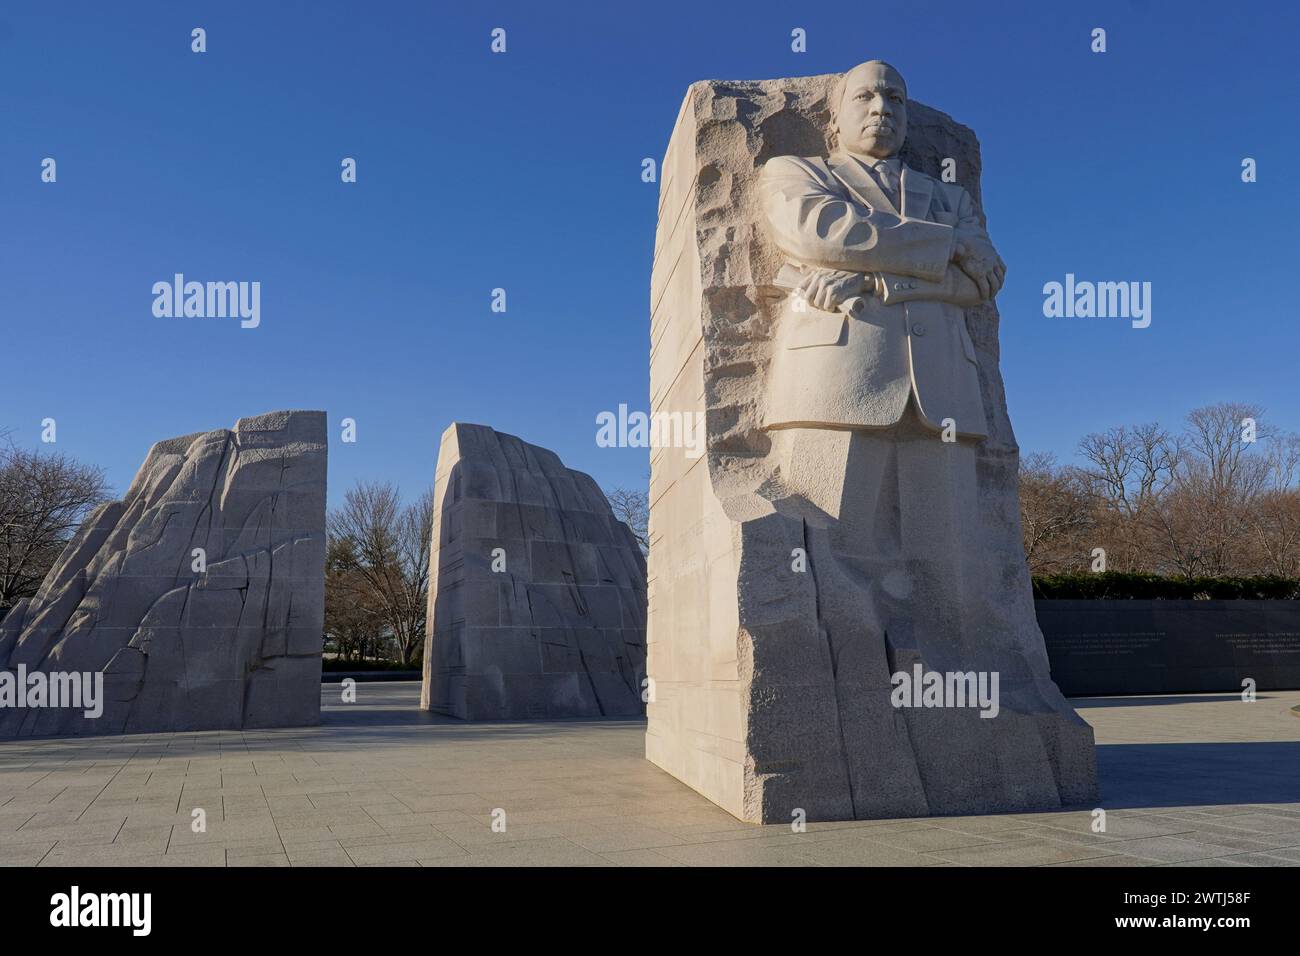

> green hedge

[
  {"left": 1031, "top": 572, "right": 1300, "bottom": 600},
  {"left": 321, "top": 657, "right": 420, "bottom": 672}
]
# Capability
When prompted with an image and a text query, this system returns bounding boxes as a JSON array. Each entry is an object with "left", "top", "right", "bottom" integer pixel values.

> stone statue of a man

[
  {"left": 755, "top": 60, "right": 1066, "bottom": 818},
  {"left": 761, "top": 59, "right": 1004, "bottom": 438}
]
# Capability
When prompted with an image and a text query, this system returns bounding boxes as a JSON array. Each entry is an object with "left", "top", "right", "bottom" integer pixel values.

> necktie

[{"left": 874, "top": 161, "right": 900, "bottom": 210}]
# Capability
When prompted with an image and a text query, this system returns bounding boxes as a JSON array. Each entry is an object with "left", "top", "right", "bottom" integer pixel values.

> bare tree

[
  {"left": 0, "top": 440, "right": 111, "bottom": 614},
  {"left": 606, "top": 486, "right": 649, "bottom": 554},
  {"left": 327, "top": 482, "right": 433, "bottom": 665},
  {"left": 1244, "top": 433, "right": 1300, "bottom": 577},
  {"left": 1149, "top": 403, "right": 1273, "bottom": 577},
  {"left": 1063, "top": 403, "right": 1295, "bottom": 578},
  {"left": 1018, "top": 452, "right": 1094, "bottom": 574},
  {"left": 1248, "top": 489, "right": 1300, "bottom": 577},
  {"left": 324, "top": 535, "right": 385, "bottom": 661},
  {"left": 1075, "top": 423, "right": 1178, "bottom": 572},
  {"left": 1183, "top": 402, "right": 1275, "bottom": 500}
]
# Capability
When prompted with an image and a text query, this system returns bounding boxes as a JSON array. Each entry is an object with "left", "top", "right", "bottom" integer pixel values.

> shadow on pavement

[
  {"left": 1072, "top": 694, "right": 1279, "bottom": 708},
  {"left": 1098, "top": 740, "right": 1300, "bottom": 808}
]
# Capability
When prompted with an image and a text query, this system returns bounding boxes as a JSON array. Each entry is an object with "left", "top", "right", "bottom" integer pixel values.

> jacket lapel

[
  {"left": 900, "top": 166, "right": 934, "bottom": 221},
  {"left": 829, "top": 153, "right": 899, "bottom": 216}
]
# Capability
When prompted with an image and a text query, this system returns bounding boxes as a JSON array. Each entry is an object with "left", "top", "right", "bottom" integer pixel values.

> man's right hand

[{"left": 795, "top": 268, "right": 868, "bottom": 312}]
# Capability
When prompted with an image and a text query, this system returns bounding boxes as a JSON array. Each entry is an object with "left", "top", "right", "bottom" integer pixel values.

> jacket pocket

[
  {"left": 958, "top": 321, "right": 978, "bottom": 363},
  {"left": 785, "top": 308, "right": 847, "bottom": 349}
]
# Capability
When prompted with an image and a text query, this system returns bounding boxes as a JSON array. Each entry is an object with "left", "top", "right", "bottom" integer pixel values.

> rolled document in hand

[{"left": 774, "top": 263, "right": 869, "bottom": 316}]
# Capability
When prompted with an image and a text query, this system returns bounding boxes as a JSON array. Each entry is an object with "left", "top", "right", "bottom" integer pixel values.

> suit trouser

[
  {"left": 769, "top": 401, "right": 984, "bottom": 608},
  {"left": 766, "top": 403, "right": 990, "bottom": 816}
]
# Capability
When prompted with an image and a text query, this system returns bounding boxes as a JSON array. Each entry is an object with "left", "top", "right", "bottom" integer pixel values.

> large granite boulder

[
  {"left": 0, "top": 410, "right": 327, "bottom": 736},
  {"left": 420, "top": 423, "right": 647, "bottom": 720},
  {"left": 645, "top": 67, "right": 1098, "bottom": 822}
]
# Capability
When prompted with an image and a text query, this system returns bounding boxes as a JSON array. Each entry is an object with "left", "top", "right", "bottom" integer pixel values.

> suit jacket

[{"left": 759, "top": 151, "right": 992, "bottom": 439}]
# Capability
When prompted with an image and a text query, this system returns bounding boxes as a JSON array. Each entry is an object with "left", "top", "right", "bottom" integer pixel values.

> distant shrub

[
  {"left": 321, "top": 657, "right": 420, "bottom": 672},
  {"left": 1031, "top": 572, "right": 1300, "bottom": 600}
]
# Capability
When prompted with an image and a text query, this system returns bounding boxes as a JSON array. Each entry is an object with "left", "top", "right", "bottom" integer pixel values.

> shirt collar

[{"left": 865, "top": 155, "right": 901, "bottom": 176}]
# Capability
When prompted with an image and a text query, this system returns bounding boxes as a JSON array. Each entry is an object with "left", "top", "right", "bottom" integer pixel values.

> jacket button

[
  {"left": 912, "top": 323, "right": 926, "bottom": 336},
  {"left": 893, "top": 282, "right": 903, "bottom": 291}
]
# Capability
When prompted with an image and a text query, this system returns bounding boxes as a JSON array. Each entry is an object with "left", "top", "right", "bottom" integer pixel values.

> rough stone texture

[
  {"left": 420, "top": 423, "right": 647, "bottom": 720},
  {"left": 0, "top": 410, "right": 327, "bottom": 736},
  {"left": 645, "top": 72, "right": 1098, "bottom": 822}
]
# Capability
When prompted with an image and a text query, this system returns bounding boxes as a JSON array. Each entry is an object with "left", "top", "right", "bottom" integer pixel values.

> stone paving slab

[{"left": 0, "top": 684, "right": 1296, "bottom": 866}]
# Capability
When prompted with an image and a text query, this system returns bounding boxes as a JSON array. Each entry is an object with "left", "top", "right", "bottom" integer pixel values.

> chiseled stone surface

[
  {"left": 645, "top": 66, "right": 1097, "bottom": 823},
  {"left": 420, "top": 423, "right": 647, "bottom": 720},
  {"left": 0, "top": 410, "right": 327, "bottom": 736}
]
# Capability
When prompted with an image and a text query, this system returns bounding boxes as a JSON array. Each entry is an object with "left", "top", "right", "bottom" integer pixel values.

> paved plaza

[{"left": 1, "top": 683, "right": 1298, "bottom": 867}]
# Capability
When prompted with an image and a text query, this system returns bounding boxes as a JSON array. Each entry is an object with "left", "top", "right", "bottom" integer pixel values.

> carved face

[{"left": 836, "top": 62, "right": 907, "bottom": 159}]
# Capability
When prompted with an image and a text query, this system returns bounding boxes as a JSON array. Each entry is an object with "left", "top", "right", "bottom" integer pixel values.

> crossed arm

[{"left": 760, "top": 155, "right": 1005, "bottom": 311}]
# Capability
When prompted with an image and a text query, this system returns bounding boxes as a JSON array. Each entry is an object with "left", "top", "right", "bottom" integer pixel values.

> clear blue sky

[{"left": 2, "top": 0, "right": 1297, "bottom": 506}]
